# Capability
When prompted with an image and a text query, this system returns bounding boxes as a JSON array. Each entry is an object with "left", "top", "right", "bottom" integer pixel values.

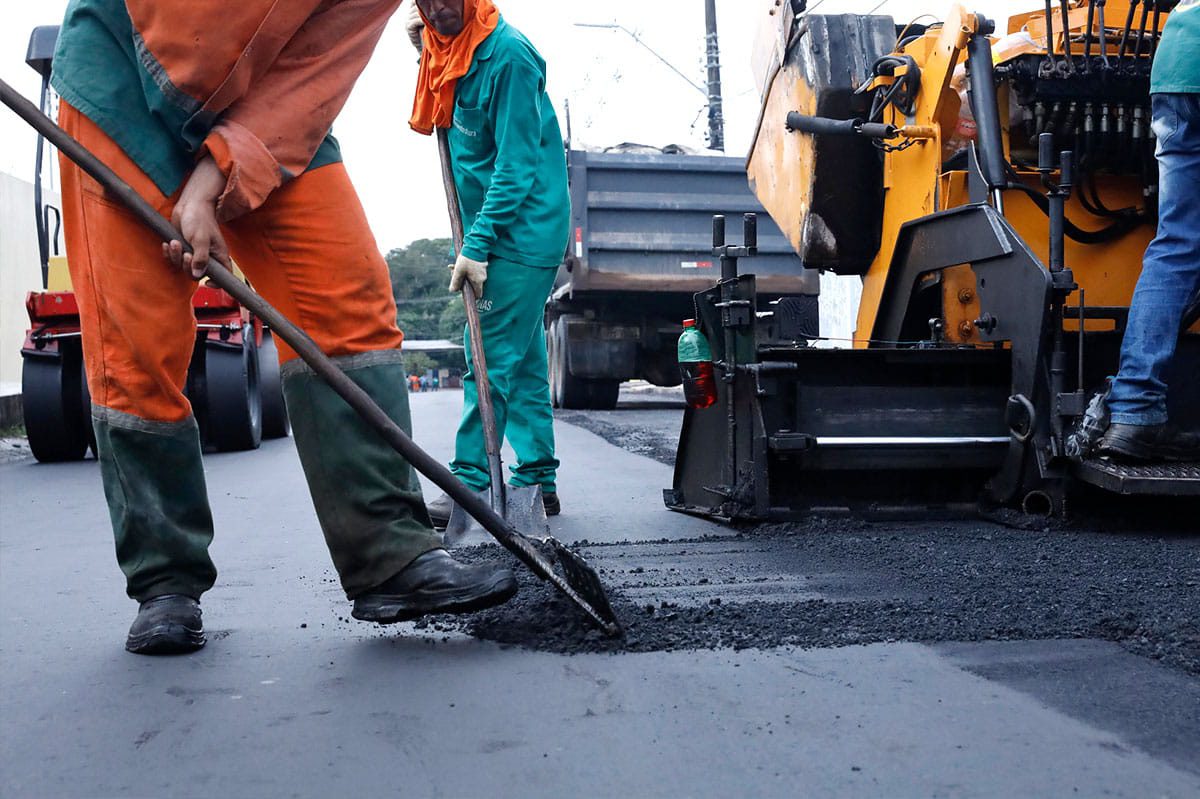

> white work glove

[
  {"left": 448, "top": 254, "right": 488, "bottom": 296},
  {"left": 406, "top": 2, "right": 425, "bottom": 53}
]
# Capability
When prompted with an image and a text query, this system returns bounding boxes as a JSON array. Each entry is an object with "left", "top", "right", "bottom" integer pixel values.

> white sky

[{"left": 0, "top": 0, "right": 1027, "bottom": 252}]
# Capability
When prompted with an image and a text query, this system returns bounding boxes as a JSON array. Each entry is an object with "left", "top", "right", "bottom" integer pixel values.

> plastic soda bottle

[{"left": 678, "top": 319, "right": 717, "bottom": 409}]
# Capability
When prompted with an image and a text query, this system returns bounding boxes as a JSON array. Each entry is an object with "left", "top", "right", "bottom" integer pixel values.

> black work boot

[
  {"left": 125, "top": 594, "right": 205, "bottom": 655},
  {"left": 1098, "top": 423, "right": 1200, "bottom": 462},
  {"left": 426, "top": 493, "right": 453, "bottom": 531},
  {"left": 351, "top": 549, "right": 517, "bottom": 624}
]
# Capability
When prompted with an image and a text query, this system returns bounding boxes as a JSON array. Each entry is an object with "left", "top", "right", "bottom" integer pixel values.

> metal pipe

[
  {"left": 704, "top": 0, "right": 725, "bottom": 152},
  {"left": 33, "top": 72, "right": 49, "bottom": 288}
]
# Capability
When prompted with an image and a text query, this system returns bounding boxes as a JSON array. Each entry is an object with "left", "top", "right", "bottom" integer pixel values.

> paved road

[{"left": 1, "top": 388, "right": 1198, "bottom": 797}]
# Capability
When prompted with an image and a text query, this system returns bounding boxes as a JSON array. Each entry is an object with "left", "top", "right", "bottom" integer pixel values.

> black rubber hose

[
  {"left": 1083, "top": 0, "right": 1096, "bottom": 65},
  {"left": 966, "top": 27, "right": 1008, "bottom": 191},
  {"left": 1005, "top": 180, "right": 1145, "bottom": 243},
  {"left": 1059, "top": 0, "right": 1076, "bottom": 72},
  {"left": 1117, "top": 0, "right": 1139, "bottom": 60},
  {"left": 785, "top": 112, "right": 897, "bottom": 139}
]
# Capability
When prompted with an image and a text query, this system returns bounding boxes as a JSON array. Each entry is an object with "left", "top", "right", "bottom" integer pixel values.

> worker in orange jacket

[{"left": 52, "top": 0, "right": 517, "bottom": 655}]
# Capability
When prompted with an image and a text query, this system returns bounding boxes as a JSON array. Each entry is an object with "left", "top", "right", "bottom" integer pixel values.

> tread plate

[{"left": 1075, "top": 458, "right": 1200, "bottom": 496}]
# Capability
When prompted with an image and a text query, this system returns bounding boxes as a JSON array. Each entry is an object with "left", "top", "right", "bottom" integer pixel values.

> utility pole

[{"left": 704, "top": 0, "right": 725, "bottom": 152}]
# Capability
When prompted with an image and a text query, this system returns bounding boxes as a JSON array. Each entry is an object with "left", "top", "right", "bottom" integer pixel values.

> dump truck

[
  {"left": 546, "top": 146, "right": 820, "bottom": 410},
  {"left": 18, "top": 26, "right": 288, "bottom": 462},
  {"left": 668, "top": 0, "right": 1199, "bottom": 519}
]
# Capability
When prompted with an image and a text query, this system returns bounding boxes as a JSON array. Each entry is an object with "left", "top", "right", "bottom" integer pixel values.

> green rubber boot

[
  {"left": 92, "top": 407, "right": 217, "bottom": 602},
  {"left": 282, "top": 351, "right": 442, "bottom": 598}
]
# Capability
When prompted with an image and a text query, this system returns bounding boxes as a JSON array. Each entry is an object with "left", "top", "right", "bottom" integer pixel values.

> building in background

[{"left": 0, "top": 171, "right": 62, "bottom": 423}]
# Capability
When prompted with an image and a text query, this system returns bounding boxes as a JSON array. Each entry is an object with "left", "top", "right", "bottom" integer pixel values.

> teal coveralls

[{"left": 447, "top": 17, "right": 570, "bottom": 493}]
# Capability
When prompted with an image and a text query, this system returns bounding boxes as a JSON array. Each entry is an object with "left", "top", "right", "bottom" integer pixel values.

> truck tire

[
  {"left": 204, "top": 327, "right": 263, "bottom": 452},
  {"left": 641, "top": 355, "right": 683, "bottom": 388},
  {"left": 549, "top": 317, "right": 621, "bottom": 410},
  {"left": 22, "top": 346, "right": 89, "bottom": 463},
  {"left": 257, "top": 329, "right": 290, "bottom": 439},
  {"left": 547, "top": 318, "right": 562, "bottom": 408},
  {"left": 585, "top": 379, "right": 620, "bottom": 410}
]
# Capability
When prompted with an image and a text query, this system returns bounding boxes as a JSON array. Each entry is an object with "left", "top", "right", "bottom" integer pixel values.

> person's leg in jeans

[{"left": 1104, "top": 93, "right": 1200, "bottom": 457}]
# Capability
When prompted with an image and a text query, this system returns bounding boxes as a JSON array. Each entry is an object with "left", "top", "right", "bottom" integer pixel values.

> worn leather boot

[
  {"left": 351, "top": 549, "right": 517, "bottom": 623},
  {"left": 125, "top": 594, "right": 205, "bottom": 655},
  {"left": 1098, "top": 423, "right": 1200, "bottom": 462}
]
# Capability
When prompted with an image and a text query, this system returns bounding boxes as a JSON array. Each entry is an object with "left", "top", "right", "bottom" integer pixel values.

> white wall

[{"left": 0, "top": 171, "right": 61, "bottom": 393}]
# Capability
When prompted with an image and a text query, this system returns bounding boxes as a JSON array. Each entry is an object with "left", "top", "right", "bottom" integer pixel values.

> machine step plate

[{"left": 1074, "top": 458, "right": 1200, "bottom": 496}]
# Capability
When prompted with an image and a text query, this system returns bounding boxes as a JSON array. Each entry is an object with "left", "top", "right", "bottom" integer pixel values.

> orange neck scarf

[{"left": 409, "top": 0, "right": 500, "bottom": 135}]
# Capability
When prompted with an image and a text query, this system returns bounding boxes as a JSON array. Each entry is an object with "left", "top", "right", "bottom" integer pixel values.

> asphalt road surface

[{"left": 1, "top": 385, "right": 1198, "bottom": 798}]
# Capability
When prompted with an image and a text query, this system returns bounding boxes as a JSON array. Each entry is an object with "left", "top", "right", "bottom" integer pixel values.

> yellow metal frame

[{"left": 853, "top": 1, "right": 1178, "bottom": 344}]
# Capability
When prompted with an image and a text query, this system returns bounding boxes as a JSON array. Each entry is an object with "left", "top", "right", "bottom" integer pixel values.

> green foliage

[
  {"left": 404, "top": 351, "right": 436, "bottom": 376},
  {"left": 387, "top": 237, "right": 465, "bottom": 371},
  {"left": 388, "top": 238, "right": 453, "bottom": 342},
  {"left": 438, "top": 297, "right": 468, "bottom": 340}
]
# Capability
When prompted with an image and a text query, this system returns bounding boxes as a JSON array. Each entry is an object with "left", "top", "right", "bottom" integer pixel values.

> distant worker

[
  {"left": 408, "top": 0, "right": 570, "bottom": 526},
  {"left": 1099, "top": 0, "right": 1200, "bottom": 461},
  {"left": 51, "top": 0, "right": 517, "bottom": 655},
  {"left": 433, "top": 373, "right": 441, "bottom": 391}
]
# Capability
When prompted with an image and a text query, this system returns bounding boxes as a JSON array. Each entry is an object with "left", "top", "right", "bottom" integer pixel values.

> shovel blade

[
  {"left": 546, "top": 537, "right": 621, "bottom": 635},
  {"left": 503, "top": 484, "right": 551, "bottom": 539},
  {"left": 443, "top": 484, "right": 550, "bottom": 547}
]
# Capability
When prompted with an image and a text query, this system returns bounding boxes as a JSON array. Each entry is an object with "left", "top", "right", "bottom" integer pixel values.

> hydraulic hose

[{"left": 966, "top": 21, "right": 1008, "bottom": 193}]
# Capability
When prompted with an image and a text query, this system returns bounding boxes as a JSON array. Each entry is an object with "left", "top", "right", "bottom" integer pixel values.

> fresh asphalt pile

[{"left": 421, "top": 515, "right": 1199, "bottom": 675}]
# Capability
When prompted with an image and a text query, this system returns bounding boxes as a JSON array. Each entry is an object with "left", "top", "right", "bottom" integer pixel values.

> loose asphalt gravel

[
  {"left": 408, "top": 387, "right": 1200, "bottom": 677},
  {"left": 422, "top": 518, "right": 1199, "bottom": 676}
]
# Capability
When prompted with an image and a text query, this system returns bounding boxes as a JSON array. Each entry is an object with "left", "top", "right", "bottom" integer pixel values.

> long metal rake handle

[{"left": 0, "top": 78, "right": 618, "bottom": 636}]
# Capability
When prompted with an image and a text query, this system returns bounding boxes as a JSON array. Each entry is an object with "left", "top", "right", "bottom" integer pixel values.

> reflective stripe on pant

[
  {"left": 58, "top": 102, "right": 440, "bottom": 600},
  {"left": 451, "top": 258, "right": 559, "bottom": 493}
]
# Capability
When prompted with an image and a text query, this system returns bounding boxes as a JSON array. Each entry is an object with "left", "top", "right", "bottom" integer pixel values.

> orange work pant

[{"left": 58, "top": 103, "right": 403, "bottom": 423}]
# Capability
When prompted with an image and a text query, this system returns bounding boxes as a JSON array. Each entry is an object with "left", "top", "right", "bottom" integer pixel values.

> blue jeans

[{"left": 1108, "top": 93, "right": 1200, "bottom": 426}]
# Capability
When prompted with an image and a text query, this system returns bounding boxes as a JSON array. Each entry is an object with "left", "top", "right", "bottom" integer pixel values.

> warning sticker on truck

[{"left": 681, "top": 261, "right": 713, "bottom": 269}]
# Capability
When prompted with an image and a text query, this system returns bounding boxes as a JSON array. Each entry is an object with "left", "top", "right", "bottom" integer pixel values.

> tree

[
  {"left": 438, "top": 296, "right": 467, "bottom": 340},
  {"left": 404, "top": 351, "right": 435, "bottom": 376},
  {"left": 387, "top": 238, "right": 454, "bottom": 341}
]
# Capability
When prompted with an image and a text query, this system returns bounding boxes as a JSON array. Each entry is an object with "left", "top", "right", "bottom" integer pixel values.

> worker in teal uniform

[{"left": 408, "top": 0, "right": 570, "bottom": 527}]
